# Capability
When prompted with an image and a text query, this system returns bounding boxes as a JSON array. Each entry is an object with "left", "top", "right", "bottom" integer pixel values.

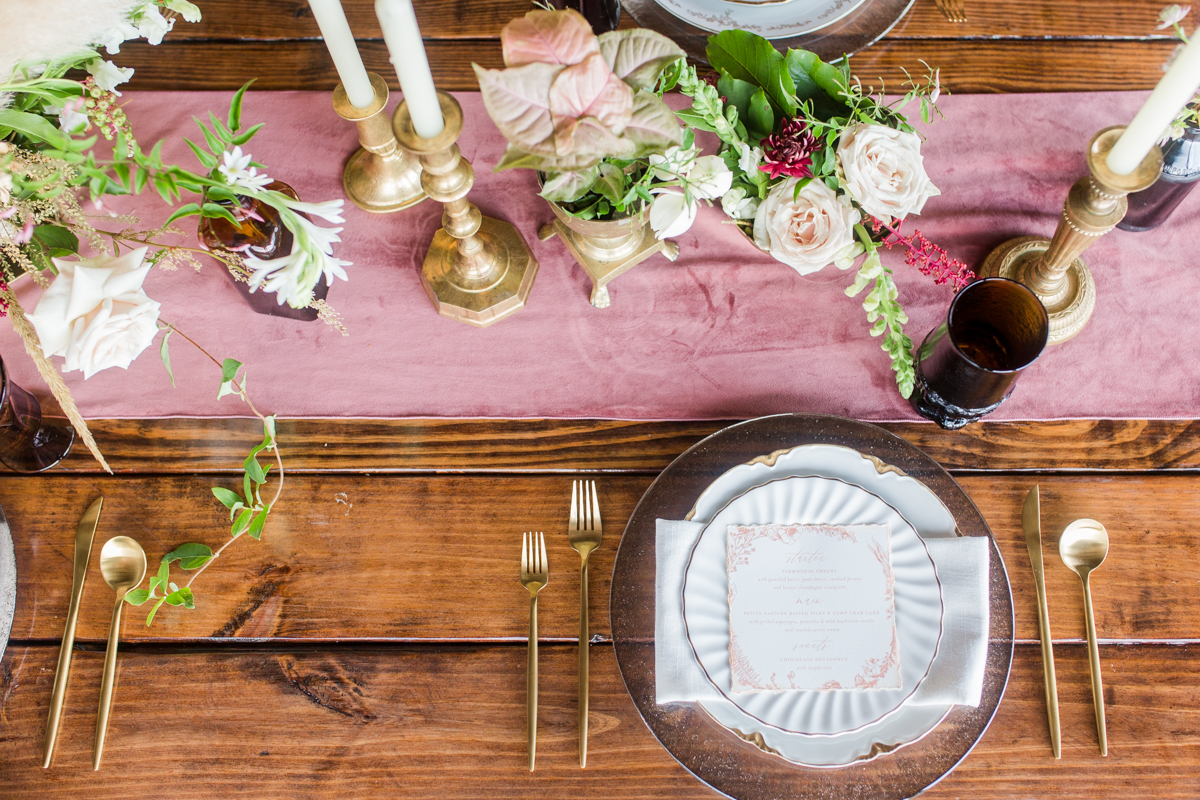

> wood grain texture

[
  {"left": 0, "top": 643, "right": 1195, "bottom": 797},
  {"left": 3, "top": 473, "right": 1198, "bottom": 643},
  {"left": 167, "top": 0, "right": 1179, "bottom": 41},
  {"left": 114, "top": 38, "right": 1179, "bottom": 93},
  {"left": 46, "top": 418, "right": 1200, "bottom": 474}
]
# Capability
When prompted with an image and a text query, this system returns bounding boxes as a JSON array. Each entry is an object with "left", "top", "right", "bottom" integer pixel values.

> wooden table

[{"left": 3, "top": 1, "right": 1199, "bottom": 796}]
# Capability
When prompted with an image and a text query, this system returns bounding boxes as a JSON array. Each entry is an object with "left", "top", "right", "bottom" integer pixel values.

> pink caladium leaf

[
  {"left": 538, "top": 166, "right": 600, "bottom": 203},
  {"left": 501, "top": 8, "right": 600, "bottom": 68},
  {"left": 597, "top": 29, "right": 686, "bottom": 91},
  {"left": 473, "top": 62, "right": 562, "bottom": 155},
  {"left": 495, "top": 144, "right": 605, "bottom": 173},
  {"left": 548, "top": 53, "right": 634, "bottom": 137},
  {"left": 560, "top": 116, "right": 636, "bottom": 160},
  {"left": 621, "top": 91, "right": 685, "bottom": 156}
]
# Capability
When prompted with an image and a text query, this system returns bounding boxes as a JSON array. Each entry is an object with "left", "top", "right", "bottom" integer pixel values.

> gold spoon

[
  {"left": 94, "top": 536, "right": 146, "bottom": 770},
  {"left": 1059, "top": 519, "right": 1110, "bottom": 756}
]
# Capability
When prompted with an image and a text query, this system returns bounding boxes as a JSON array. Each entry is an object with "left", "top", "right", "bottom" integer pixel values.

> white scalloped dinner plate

[
  {"left": 683, "top": 475, "right": 943, "bottom": 736},
  {"left": 685, "top": 443, "right": 959, "bottom": 767},
  {"left": 651, "top": 0, "right": 868, "bottom": 38}
]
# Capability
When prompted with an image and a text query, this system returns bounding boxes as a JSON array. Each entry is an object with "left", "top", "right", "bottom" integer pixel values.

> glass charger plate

[
  {"left": 610, "top": 414, "right": 1014, "bottom": 799},
  {"left": 684, "top": 475, "right": 944, "bottom": 737},
  {"left": 650, "top": 0, "right": 869, "bottom": 40},
  {"left": 0, "top": 503, "right": 13, "bottom": 660},
  {"left": 621, "top": 0, "right": 915, "bottom": 63}
]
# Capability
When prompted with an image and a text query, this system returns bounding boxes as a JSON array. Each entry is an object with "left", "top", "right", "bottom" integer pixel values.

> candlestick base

[
  {"left": 394, "top": 91, "right": 539, "bottom": 327},
  {"left": 980, "top": 125, "right": 1161, "bottom": 345},
  {"left": 333, "top": 74, "right": 426, "bottom": 213}
]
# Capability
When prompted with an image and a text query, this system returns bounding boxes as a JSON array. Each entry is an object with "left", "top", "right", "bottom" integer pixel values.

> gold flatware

[
  {"left": 520, "top": 531, "right": 548, "bottom": 772},
  {"left": 1022, "top": 486, "right": 1061, "bottom": 759},
  {"left": 43, "top": 496, "right": 103, "bottom": 768},
  {"left": 934, "top": 0, "right": 967, "bottom": 22},
  {"left": 568, "top": 480, "right": 603, "bottom": 768},
  {"left": 93, "top": 536, "right": 146, "bottom": 770},
  {"left": 1059, "top": 518, "right": 1111, "bottom": 756}
]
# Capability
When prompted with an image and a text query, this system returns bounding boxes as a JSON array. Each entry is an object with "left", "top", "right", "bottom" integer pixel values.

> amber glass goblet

[
  {"left": 910, "top": 277, "right": 1049, "bottom": 430},
  {"left": 0, "top": 356, "right": 75, "bottom": 472}
]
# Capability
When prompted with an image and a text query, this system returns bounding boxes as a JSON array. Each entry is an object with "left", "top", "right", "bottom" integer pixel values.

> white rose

[
  {"left": 836, "top": 123, "right": 940, "bottom": 221},
  {"left": 687, "top": 155, "right": 733, "bottom": 200},
  {"left": 649, "top": 189, "right": 698, "bottom": 239},
  {"left": 752, "top": 178, "right": 861, "bottom": 275},
  {"left": 28, "top": 247, "right": 161, "bottom": 379},
  {"left": 720, "top": 185, "right": 759, "bottom": 220}
]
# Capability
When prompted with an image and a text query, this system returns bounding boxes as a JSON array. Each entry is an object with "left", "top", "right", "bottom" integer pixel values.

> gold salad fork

[
  {"left": 568, "top": 480, "right": 603, "bottom": 768},
  {"left": 934, "top": 0, "right": 967, "bottom": 22},
  {"left": 520, "top": 531, "right": 548, "bottom": 771}
]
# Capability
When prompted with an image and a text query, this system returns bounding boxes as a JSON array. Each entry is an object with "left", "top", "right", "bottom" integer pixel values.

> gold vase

[{"left": 539, "top": 201, "right": 679, "bottom": 308}]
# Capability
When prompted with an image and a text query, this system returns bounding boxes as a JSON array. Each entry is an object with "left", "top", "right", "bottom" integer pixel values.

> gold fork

[
  {"left": 934, "top": 0, "right": 967, "bottom": 23},
  {"left": 568, "top": 480, "right": 603, "bottom": 768},
  {"left": 520, "top": 531, "right": 548, "bottom": 772}
]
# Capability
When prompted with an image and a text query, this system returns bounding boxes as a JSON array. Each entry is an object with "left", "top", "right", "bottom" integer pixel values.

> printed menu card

[{"left": 726, "top": 523, "right": 900, "bottom": 693}]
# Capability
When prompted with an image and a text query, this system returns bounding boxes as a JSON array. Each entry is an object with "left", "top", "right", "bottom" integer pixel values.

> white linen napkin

[{"left": 654, "top": 519, "right": 990, "bottom": 707}]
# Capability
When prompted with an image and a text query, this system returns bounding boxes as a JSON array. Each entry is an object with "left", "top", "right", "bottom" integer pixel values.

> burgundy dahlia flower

[{"left": 759, "top": 118, "right": 819, "bottom": 181}]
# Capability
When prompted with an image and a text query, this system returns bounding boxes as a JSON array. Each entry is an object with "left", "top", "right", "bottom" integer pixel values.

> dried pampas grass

[{"left": 0, "top": 0, "right": 140, "bottom": 81}]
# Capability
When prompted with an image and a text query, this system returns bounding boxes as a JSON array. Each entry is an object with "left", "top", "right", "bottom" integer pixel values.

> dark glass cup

[
  {"left": 548, "top": 0, "right": 620, "bottom": 32},
  {"left": 1117, "top": 118, "right": 1200, "bottom": 231},
  {"left": 910, "top": 278, "right": 1049, "bottom": 430},
  {"left": 0, "top": 356, "right": 75, "bottom": 472}
]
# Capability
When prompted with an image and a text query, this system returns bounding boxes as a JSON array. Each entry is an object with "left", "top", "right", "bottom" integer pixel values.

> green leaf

[
  {"left": 263, "top": 415, "right": 277, "bottom": 442},
  {"left": 230, "top": 122, "right": 264, "bottom": 147},
  {"left": 164, "top": 587, "right": 194, "bottom": 608},
  {"left": 201, "top": 202, "right": 240, "bottom": 226},
  {"left": 231, "top": 507, "right": 253, "bottom": 538},
  {"left": 0, "top": 109, "right": 70, "bottom": 148},
  {"left": 716, "top": 75, "right": 756, "bottom": 126},
  {"left": 208, "top": 111, "right": 234, "bottom": 144},
  {"left": 157, "top": 560, "right": 170, "bottom": 592},
  {"left": 31, "top": 225, "right": 78, "bottom": 257},
  {"left": 158, "top": 328, "right": 175, "bottom": 387},
  {"left": 705, "top": 30, "right": 797, "bottom": 118},
  {"left": 196, "top": 118, "right": 224, "bottom": 155},
  {"left": 212, "top": 486, "right": 241, "bottom": 509},
  {"left": 227, "top": 80, "right": 255, "bottom": 133},
  {"left": 184, "top": 138, "right": 218, "bottom": 170},
  {"left": 746, "top": 88, "right": 774, "bottom": 142},
  {"left": 125, "top": 589, "right": 152, "bottom": 606},
  {"left": 248, "top": 508, "right": 268, "bottom": 540},
  {"left": 593, "top": 163, "right": 626, "bottom": 205},
  {"left": 145, "top": 596, "right": 167, "bottom": 626},
  {"left": 163, "top": 542, "right": 214, "bottom": 571},
  {"left": 244, "top": 454, "right": 266, "bottom": 484},
  {"left": 221, "top": 358, "right": 243, "bottom": 383}
]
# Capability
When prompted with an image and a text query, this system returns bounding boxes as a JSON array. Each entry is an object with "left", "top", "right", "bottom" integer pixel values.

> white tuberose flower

[
  {"left": 752, "top": 178, "right": 861, "bottom": 275},
  {"left": 28, "top": 247, "right": 161, "bottom": 379},
  {"left": 163, "top": 0, "right": 203, "bottom": 22},
  {"left": 131, "top": 3, "right": 175, "bottom": 45},
  {"left": 648, "top": 190, "right": 698, "bottom": 240},
  {"left": 836, "top": 123, "right": 940, "bottom": 222},
  {"left": 246, "top": 206, "right": 351, "bottom": 308},
  {"left": 1157, "top": 4, "right": 1191, "bottom": 29},
  {"left": 218, "top": 147, "right": 273, "bottom": 192},
  {"left": 86, "top": 60, "right": 135, "bottom": 95},
  {"left": 97, "top": 21, "right": 140, "bottom": 55}
]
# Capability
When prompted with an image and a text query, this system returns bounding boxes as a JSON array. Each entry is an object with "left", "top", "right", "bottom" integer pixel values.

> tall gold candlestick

[
  {"left": 981, "top": 125, "right": 1162, "bottom": 344},
  {"left": 392, "top": 91, "right": 539, "bottom": 327},
  {"left": 332, "top": 72, "right": 426, "bottom": 213}
]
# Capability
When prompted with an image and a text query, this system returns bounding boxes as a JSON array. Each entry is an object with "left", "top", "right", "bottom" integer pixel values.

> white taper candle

[
  {"left": 1106, "top": 34, "right": 1200, "bottom": 175},
  {"left": 308, "top": 0, "right": 376, "bottom": 109},
  {"left": 375, "top": 0, "right": 445, "bottom": 139}
]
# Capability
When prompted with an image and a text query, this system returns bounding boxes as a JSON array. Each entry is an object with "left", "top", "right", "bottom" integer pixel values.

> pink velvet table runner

[{"left": 2, "top": 90, "right": 1197, "bottom": 421}]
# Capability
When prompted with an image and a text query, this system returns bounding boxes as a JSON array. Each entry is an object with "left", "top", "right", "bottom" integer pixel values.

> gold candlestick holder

[
  {"left": 980, "top": 125, "right": 1162, "bottom": 344},
  {"left": 332, "top": 73, "right": 426, "bottom": 213},
  {"left": 392, "top": 92, "right": 539, "bottom": 327}
]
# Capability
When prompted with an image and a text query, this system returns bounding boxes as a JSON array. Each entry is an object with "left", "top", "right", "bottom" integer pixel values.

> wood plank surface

[
  {"left": 4, "top": 473, "right": 1198, "bottom": 644},
  {"left": 47, "top": 418, "right": 1200, "bottom": 474},
  {"left": 115, "top": 38, "right": 1179, "bottom": 93},
  {"left": 0, "top": 643, "right": 1194, "bottom": 798},
  {"left": 168, "top": 0, "right": 1179, "bottom": 41}
]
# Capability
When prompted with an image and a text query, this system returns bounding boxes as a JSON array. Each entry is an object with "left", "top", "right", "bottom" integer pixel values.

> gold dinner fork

[
  {"left": 934, "top": 0, "right": 967, "bottom": 22},
  {"left": 568, "top": 480, "right": 603, "bottom": 768},
  {"left": 520, "top": 531, "right": 548, "bottom": 772}
]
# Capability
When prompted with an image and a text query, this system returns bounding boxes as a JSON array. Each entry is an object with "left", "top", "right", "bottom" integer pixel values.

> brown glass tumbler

[
  {"left": 910, "top": 278, "right": 1049, "bottom": 430},
  {"left": 0, "top": 356, "right": 75, "bottom": 472}
]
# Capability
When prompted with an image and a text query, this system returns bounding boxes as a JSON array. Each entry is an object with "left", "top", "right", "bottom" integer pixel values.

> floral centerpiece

[
  {"left": 473, "top": 8, "right": 732, "bottom": 239},
  {"left": 675, "top": 31, "right": 972, "bottom": 398},
  {"left": 1, "top": 1, "right": 352, "bottom": 623}
]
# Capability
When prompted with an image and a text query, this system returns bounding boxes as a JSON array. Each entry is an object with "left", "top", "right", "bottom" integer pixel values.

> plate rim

[{"left": 681, "top": 471, "right": 945, "bottom": 736}]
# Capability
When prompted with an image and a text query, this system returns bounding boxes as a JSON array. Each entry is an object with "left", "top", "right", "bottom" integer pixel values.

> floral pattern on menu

[{"left": 726, "top": 523, "right": 900, "bottom": 693}]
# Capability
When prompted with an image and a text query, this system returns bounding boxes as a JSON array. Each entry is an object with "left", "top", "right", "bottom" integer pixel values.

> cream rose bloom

[
  {"left": 752, "top": 178, "right": 861, "bottom": 275},
  {"left": 836, "top": 123, "right": 940, "bottom": 221},
  {"left": 29, "top": 247, "right": 161, "bottom": 379}
]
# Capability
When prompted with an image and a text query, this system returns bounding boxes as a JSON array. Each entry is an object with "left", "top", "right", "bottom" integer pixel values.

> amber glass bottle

[
  {"left": 198, "top": 180, "right": 329, "bottom": 321},
  {"left": 1118, "top": 120, "right": 1200, "bottom": 232}
]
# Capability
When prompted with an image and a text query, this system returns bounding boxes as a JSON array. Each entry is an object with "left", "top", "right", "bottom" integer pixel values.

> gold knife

[
  {"left": 43, "top": 496, "right": 103, "bottom": 768},
  {"left": 1022, "top": 485, "right": 1061, "bottom": 759}
]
